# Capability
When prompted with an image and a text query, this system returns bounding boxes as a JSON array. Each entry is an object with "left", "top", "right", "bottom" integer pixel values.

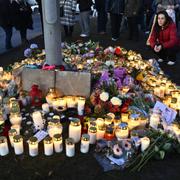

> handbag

[{"left": 60, "top": 0, "right": 67, "bottom": 17}]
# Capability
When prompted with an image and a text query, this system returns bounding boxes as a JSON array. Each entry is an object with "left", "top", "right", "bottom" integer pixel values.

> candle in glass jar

[
  {"left": 96, "top": 118, "right": 104, "bottom": 127},
  {"left": 8, "top": 129, "right": 17, "bottom": 147},
  {"left": 13, "top": 135, "right": 24, "bottom": 155},
  {"left": 11, "top": 125, "right": 21, "bottom": 135},
  {"left": 77, "top": 97, "right": 86, "bottom": 116},
  {"left": 121, "top": 113, "right": 129, "bottom": 123},
  {"left": 80, "top": 134, "right": 90, "bottom": 153},
  {"left": 0, "top": 136, "right": 9, "bottom": 156},
  {"left": 66, "top": 138, "right": 75, "bottom": 157},
  {"left": 150, "top": 113, "right": 160, "bottom": 129},
  {"left": 44, "top": 136, "right": 53, "bottom": 156},
  {"left": 104, "top": 115, "right": 113, "bottom": 126},
  {"left": 59, "top": 98, "right": 67, "bottom": 107},
  {"left": 28, "top": 137, "right": 38, "bottom": 157},
  {"left": 115, "top": 122, "right": 129, "bottom": 140},
  {"left": 113, "top": 116, "right": 121, "bottom": 127},
  {"left": 104, "top": 125, "right": 114, "bottom": 141},
  {"left": 88, "top": 127, "right": 97, "bottom": 144},
  {"left": 69, "top": 118, "right": 81, "bottom": 143},
  {"left": 10, "top": 113, "right": 22, "bottom": 125},
  {"left": 53, "top": 134, "right": 63, "bottom": 153},
  {"left": 42, "top": 103, "right": 50, "bottom": 113},
  {"left": 48, "top": 119, "right": 63, "bottom": 138},
  {"left": 96, "top": 126, "right": 105, "bottom": 140}
]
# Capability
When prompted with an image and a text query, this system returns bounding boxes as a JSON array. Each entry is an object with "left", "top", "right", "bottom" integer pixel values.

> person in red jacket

[{"left": 149, "top": 11, "right": 179, "bottom": 65}]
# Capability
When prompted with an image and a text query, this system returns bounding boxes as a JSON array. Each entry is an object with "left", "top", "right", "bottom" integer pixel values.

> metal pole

[{"left": 41, "top": 0, "right": 62, "bottom": 65}]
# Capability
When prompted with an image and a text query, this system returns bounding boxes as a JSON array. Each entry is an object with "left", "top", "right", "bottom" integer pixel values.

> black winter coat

[
  {"left": 11, "top": 1, "right": 33, "bottom": 30},
  {"left": 106, "top": 0, "right": 125, "bottom": 14},
  {"left": 0, "top": 0, "right": 13, "bottom": 28},
  {"left": 95, "top": 0, "right": 106, "bottom": 11},
  {"left": 77, "top": 0, "right": 93, "bottom": 12}
]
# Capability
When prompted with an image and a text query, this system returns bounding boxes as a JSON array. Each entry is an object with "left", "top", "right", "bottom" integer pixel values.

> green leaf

[
  {"left": 163, "top": 143, "right": 172, "bottom": 151},
  {"left": 154, "top": 145, "right": 159, "bottom": 152},
  {"left": 159, "top": 151, "right": 165, "bottom": 160}
]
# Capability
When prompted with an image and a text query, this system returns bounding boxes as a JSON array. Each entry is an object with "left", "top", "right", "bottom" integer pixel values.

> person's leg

[
  {"left": 20, "top": 28, "right": 27, "bottom": 43},
  {"left": 166, "top": 47, "right": 177, "bottom": 64},
  {"left": 79, "top": 12, "right": 85, "bottom": 35},
  {"left": 69, "top": 26, "right": 74, "bottom": 36},
  {"left": 110, "top": 13, "right": 118, "bottom": 39},
  {"left": 127, "top": 17, "right": 133, "bottom": 40},
  {"left": 132, "top": 16, "right": 139, "bottom": 40},
  {"left": 83, "top": 11, "right": 91, "bottom": 36},
  {"left": 64, "top": 25, "right": 69, "bottom": 36},
  {"left": 3, "top": 26, "right": 13, "bottom": 49},
  {"left": 154, "top": 49, "right": 168, "bottom": 61}
]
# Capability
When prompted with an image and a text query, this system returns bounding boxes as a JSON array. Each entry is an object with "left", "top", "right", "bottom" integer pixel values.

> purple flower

[
  {"left": 24, "top": 48, "right": 32, "bottom": 57},
  {"left": 116, "top": 79, "right": 122, "bottom": 88},
  {"left": 114, "top": 68, "right": 126, "bottom": 79},
  {"left": 123, "top": 75, "right": 134, "bottom": 86},
  {"left": 100, "top": 71, "right": 109, "bottom": 83}
]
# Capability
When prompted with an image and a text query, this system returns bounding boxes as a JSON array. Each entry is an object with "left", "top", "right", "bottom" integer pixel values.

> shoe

[
  {"left": 111, "top": 37, "right": 118, "bottom": 41},
  {"left": 158, "top": 59, "right": 164, "bottom": 62},
  {"left": 80, "top": 34, "right": 88, "bottom": 37},
  {"left": 167, "top": 61, "right": 175, "bottom": 65}
]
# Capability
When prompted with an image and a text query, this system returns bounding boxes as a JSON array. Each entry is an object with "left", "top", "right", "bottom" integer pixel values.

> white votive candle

[
  {"left": 8, "top": 129, "right": 17, "bottom": 147},
  {"left": 66, "top": 138, "right": 75, "bottom": 157},
  {"left": 66, "top": 96, "right": 76, "bottom": 108},
  {"left": 77, "top": 97, "right": 86, "bottom": 116},
  {"left": 13, "top": 135, "right": 24, "bottom": 155},
  {"left": 53, "top": 134, "right": 63, "bottom": 153},
  {"left": 42, "top": 103, "right": 50, "bottom": 113},
  {"left": 69, "top": 118, "right": 81, "bottom": 143},
  {"left": 59, "top": 98, "right": 67, "bottom": 107},
  {"left": 11, "top": 125, "right": 21, "bottom": 135},
  {"left": 88, "top": 127, "right": 97, "bottom": 144},
  {"left": 80, "top": 134, "right": 90, "bottom": 153},
  {"left": 0, "top": 136, "right": 9, "bottom": 156},
  {"left": 96, "top": 118, "right": 105, "bottom": 127},
  {"left": 28, "top": 137, "right": 38, "bottom": 157},
  {"left": 44, "top": 136, "right": 53, "bottom": 156},
  {"left": 32, "top": 111, "right": 44, "bottom": 130},
  {"left": 96, "top": 126, "right": 105, "bottom": 140}
]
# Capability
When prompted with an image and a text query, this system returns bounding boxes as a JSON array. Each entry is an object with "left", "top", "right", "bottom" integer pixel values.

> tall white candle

[
  {"left": 80, "top": 134, "right": 90, "bottom": 153},
  {"left": 28, "top": 137, "right": 38, "bottom": 157},
  {"left": 66, "top": 138, "right": 75, "bottom": 157},
  {"left": 88, "top": 127, "right": 97, "bottom": 144},
  {"left": 0, "top": 136, "right": 9, "bottom": 156},
  {"left": 69, "top": 118, "right": 81, "bottom": 143},
  {"left": 77, "top": 97, "right": 86, "bottom": 116},
  {"left": 66, "top": 96, "right": 76, "bottom": 108},
  {"left": 53, "top": 134, "right": 63, "bottom": 153},
  {"left": 44, "top": 136, "right": 53, "bottom": 156},
  {"left": 96, "top": 126, "right": 105, "bottom": 140},
  {"left": 48, "top": 119, "right": 63, "bottom": 138},
  {"left": 8, "top": 129, "right": 17, "bottom": 147},
  {"left": 13, "top": 135, "right": 24, "bottom": 155}
]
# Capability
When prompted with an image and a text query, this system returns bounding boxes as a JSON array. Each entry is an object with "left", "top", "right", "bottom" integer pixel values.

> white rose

[
  {"left": 108, "top": 46, "right": 114, "bottom": 53},
  {"left": 140, "top": 137, "right": 150, "bottom": 152},
  {"left": 110, "top": 97, "right": 122, "bottom": 106},
  {"left": 87, "top": 59, "right": 94, "bottom": 64},
  {"left": 105, "top": 60, "right": 115, "bottom": 67},
  {"left": 100, "top": 92, "right": 109, "bottom": 102}
]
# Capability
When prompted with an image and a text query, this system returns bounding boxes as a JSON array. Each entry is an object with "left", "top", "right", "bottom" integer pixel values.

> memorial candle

[
  {"left": 13, "top": 135, "right": 24, "bottom": 155},
  {"left": 44, "top": 136, "right": 53, "bottom": 156},
  {"left": 66, "top": 138, "right": 75, "bottom": 157},
  {"left": 80, "top": 134, "right": 90, "bottom": 153},
  {"left": 42, "top": 103, "right": 50, "bottom": 113},
  {"left": 28, "top": 137, "right": 38, "bottom": 157},
  {"left": 53, "top": 134, "right": 63, "bottom": 153},
  {"left": 8, "top": 129, "right": 17, "bottom": 147},
  {"left": 77, "top": 97, "right": 86, "bottom": 116},
  {"left": 96, "top": 126, "right": 105, "bottom": 140},
  {"left": 11, "top": 125, "right": 21, "bottom": 135},
  {"left": 88, "top": 127, "right": 97, "bottom": 144},
  {"left": 0, "top": 136, "right": 9, "bottom": 156}
]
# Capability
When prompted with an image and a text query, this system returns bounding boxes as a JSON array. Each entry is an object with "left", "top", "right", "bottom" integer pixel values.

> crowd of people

[{"left": 0, "top": 0, "right": 180, "bottom": 64}]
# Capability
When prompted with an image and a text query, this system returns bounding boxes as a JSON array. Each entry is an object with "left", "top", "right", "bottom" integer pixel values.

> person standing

[
  {"left": 36, "top": 0, "right": 43, "bottom": 33},
  {"left": 95, "top": 0, "right": 108, "bottom": 34},
  {"left": 78, "top": 0, "right": 93, "bottom": 37},
  {"left": 106, "top": 0, "right": 125, "bottom": 41},
  {"left": 0, "top": 0, "right": 13, "bottom": 49},
  {"left": 124, "top": 0, "right": 142, "bottom": 41},
  {"left": 60, "top": 0, "right": 77, "bottom": 37},
  {"left": 11, "top": 0, "right": 33, "bottom": 44}
]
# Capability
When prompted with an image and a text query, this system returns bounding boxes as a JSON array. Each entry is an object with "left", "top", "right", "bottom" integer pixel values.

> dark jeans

[
  {"left": 110, "top": 13, "right": 122, "bottom": 39},
  {"left": 127, "top": 16, "right": 139, "bottom": 40},
  {"left": 64, "top": 25, "right": 74, "bottom": 36},
  {"left": 19, "top": 28, "right": 27, "bottom": 42},
  {"left": 97, "top": 10, "right": 107, "bottom": 33},
  {"left": 154, "top": 47, "right": 178, "bottom": 62},
  {"left": 2, "top": 26, "right": 13, "bottom": 49}
]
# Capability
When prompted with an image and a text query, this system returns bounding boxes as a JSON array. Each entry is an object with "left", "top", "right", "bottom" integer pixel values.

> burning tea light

[
  {"left": 53, "top": 134, "right": 63, "bottom": 153},
  {"left": 77, "top": 97, "right": 86, "bottom": 116},
  {"left": 13, "top": 135, "right": 24, "bottom": 155},
  {"left": 80, "top": 134, "right": 90, "bottom": 153},
  {"left": 8, "top": 129, "right": 17, "bottom": 147},
  {"left": 0, "top": 136, "right": 9, "bottom": 156},
  {"left": 44, "top": 136, "right": 53, "bottom": 156},
  {"left": 66, "top": 138, "right": 75, "bottom": 157},
  {"left": 28, "top": 137, "right": 38, "bottom": 157},
  {"left": 69, "top": 118, "right": 81, "bottom": 143}
]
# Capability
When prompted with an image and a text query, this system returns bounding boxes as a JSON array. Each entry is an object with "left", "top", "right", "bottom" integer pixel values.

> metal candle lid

[
  {"left": 53, "top": 134, "right": 62, "bottom": 141},
  {"left": 44, "top": 136, "right": 52, "bottom": 144},
  {"left": 89, "top": 126, "right": 97, "bottom": 133},
  {"left": 81, "top": 134, "right": 90, "bottom": 141},
  {"left": 66, "top": 138, "right": 74, "bottom": 145},
  {"left": 8, "top": 129, "right": 17, "bottom": 136},
  {"left": 0, "top": 136, "right": 7, "bottom": 143},
  {"left": 29, "top": 137, "right": 38, "bottom": 145},
  {"left": 70, "top": 118, "right": 80, "bottom": 126},
  {"left": 119, "top": 122, "right": 128, "bottom": 130},
  {"left": 13, "top": 135, "right": 23, "bottom": 143}
]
